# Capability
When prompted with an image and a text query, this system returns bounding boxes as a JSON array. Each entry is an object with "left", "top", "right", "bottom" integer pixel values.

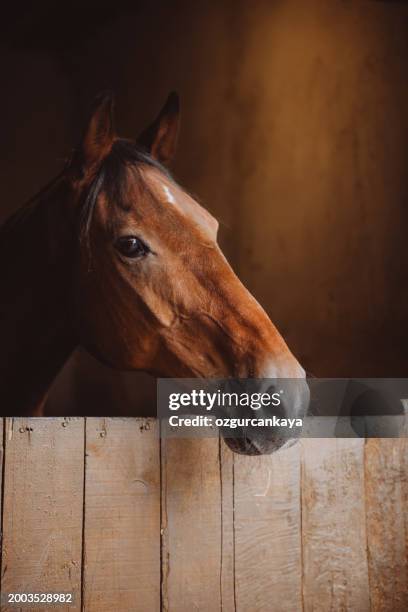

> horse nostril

[{"left": 263, "top": 385, "right": 286, "bottom": 418}]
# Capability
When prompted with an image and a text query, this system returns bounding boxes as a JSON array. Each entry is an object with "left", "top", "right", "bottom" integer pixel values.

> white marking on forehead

[{"left": 163, "top": 184, "right": 176, "bottom": 205}]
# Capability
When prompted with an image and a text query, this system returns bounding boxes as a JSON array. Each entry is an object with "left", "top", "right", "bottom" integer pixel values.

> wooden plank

[
  {"left": 220, "top": 439, "right": 235, "bottom": 612},
  {"left": 301, "top": 438, "right": 369, "bottom": 612},
  {"left": 83, "top": 417, "right": 160, "bottom": 612},
  {"left": 234, "top": 443, "right": 302, "bottom": 612},
  {"left": 161, "top": 432, "right": 222, "bottom": 611},
  {"left": 365, "top": 438, "right": 408, "bottom": 612},
  {"left": 1, "top": 417, "right": 84, "bottom": 612}
]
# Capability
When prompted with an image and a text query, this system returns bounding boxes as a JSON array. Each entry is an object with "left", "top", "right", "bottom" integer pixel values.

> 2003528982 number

[{"left": 5, "top": 593, "right": 73, "bottom": 605}]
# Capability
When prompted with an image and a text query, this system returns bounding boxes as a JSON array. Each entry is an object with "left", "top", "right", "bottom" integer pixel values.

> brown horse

[{"left": 0, "top": 92, "right": 308, "bottom": 454}]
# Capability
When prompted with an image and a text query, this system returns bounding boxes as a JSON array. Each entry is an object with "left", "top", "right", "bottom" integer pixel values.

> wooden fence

[{"left": 0, "top": 418, "right": 406, "bottom": 611}]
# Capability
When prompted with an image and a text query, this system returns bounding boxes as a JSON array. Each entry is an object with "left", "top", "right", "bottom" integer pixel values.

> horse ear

[
  {"left": 137, "top": 92, "right": 180, "bottom": 165},
  {"left": 77, "top": 92, "right": 116, "bottom": 174}
]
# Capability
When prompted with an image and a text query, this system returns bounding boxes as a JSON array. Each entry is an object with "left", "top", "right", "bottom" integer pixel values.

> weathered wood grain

[
  {"left": 301, "top": 438, "right": 370, "bottom": 612},
  {"left": 83, "top": 418, "right": 160, "bottom": 612},
  {"left": 234, "top": 443, "right": 302, "bottom": 612},
  {"left": 161, "top": 430, "right": 223, "bottom": 612},
  {"left": 1, "top": 417, "right": 407, "bottom": 612},
  {"left": 1, "top": 417, "right": 84, "bottom": 612},
  {"left": 365, "top": 438, "right": 408, "bottom": 612},
  {"left": 220, "top": 439, "right": 235, "bottom": 612}
]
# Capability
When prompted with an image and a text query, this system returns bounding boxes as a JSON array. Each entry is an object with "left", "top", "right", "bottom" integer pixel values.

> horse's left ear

[
  {"left": 75, "top": 92, "right": 116, "bottom": 176},
  {"left": 137, "top": 92, "right": 180, "bottom": 165}
]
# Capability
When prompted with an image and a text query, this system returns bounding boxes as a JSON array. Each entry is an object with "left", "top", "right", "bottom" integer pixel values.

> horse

[{"left": 0, "top": 91, "right": 308, "bottom": 454}]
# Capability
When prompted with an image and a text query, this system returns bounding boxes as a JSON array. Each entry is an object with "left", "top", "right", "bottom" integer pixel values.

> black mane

[
  {"left": 78, "top": 139, "right": 171, "bottom": 242},
  {"left": 0, "top": 139, "right": 172, "bottom": 259}
]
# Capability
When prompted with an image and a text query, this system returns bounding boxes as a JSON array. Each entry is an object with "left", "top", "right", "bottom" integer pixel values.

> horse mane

[
  {"left": 0, "top": 174, "right": 63, "bottom": 239},
  {"left": 0, "top": 171, "right": 70, "bottom": 266},
  {"left": 78, "top": 139, "right": 172, "bottom": 245},
  {"left": 0, "top": 140, "right": 171, "bottom": 258}
]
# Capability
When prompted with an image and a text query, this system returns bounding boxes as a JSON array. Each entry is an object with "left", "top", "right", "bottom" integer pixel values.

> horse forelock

[{"left": 78, "top": 139, "right": 172, "bottom": 242}]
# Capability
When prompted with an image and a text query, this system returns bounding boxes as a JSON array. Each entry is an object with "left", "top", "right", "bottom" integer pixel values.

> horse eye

[{"left": 115, "top": 235, "right": 150, "bottom": 258}]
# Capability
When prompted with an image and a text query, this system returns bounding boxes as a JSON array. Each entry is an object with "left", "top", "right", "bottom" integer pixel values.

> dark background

[{"left": 1, "top": 0, "right": 408, "bottom": 414}]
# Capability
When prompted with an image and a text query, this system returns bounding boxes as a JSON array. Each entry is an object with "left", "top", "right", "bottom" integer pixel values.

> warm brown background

[{"left": 1, "top": 0, "right": 408, "bottom": 414}]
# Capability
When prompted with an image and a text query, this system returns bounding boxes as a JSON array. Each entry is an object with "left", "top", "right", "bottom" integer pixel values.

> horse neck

[{"left": 0, "top": 176, "right": 77, "bottom": 415}]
